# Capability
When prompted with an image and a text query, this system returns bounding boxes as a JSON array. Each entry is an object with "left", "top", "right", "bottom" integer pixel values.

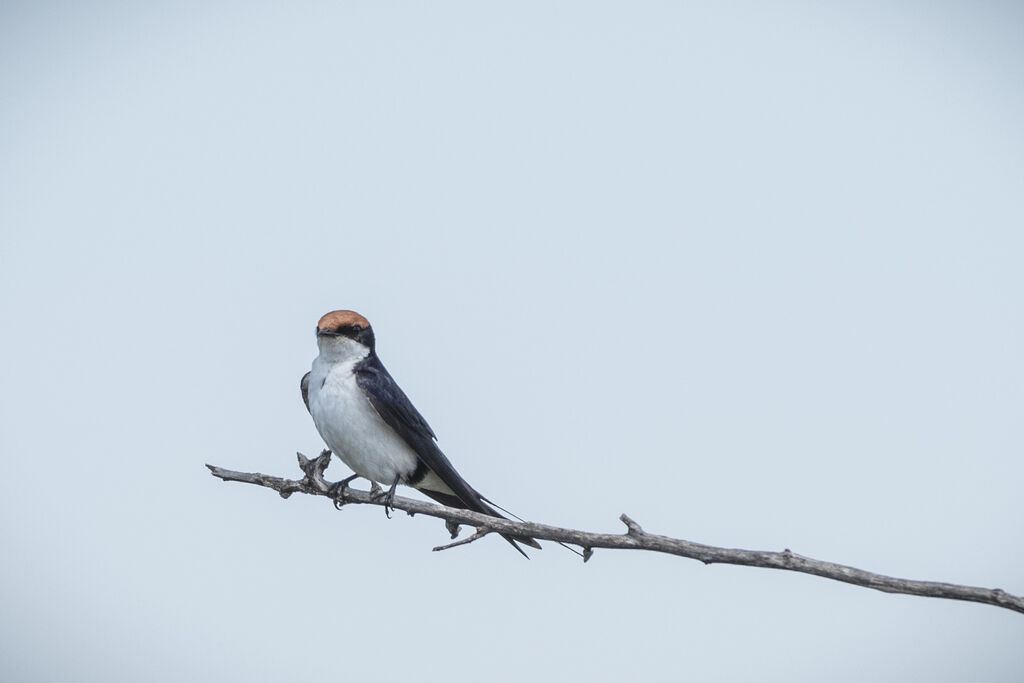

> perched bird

[{"left": 302, "top": 309, "right": 541, "bottom": 556}]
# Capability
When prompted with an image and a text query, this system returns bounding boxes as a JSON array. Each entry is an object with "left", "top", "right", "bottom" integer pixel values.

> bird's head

[{"left": 315, "top": 309, "right": 375, "bottom": 360}]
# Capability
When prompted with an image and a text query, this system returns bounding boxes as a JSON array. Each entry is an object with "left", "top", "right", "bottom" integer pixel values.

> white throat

[{"left": 316, "top": 336, "right": 371, "bottom": 364}]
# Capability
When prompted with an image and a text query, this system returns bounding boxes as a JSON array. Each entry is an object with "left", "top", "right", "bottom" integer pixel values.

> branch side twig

[
  {"left": 206, "top": 452, "right": 1024, "bottom": 616},
  {"left": 433, "top": 527, "right": 492, "bottom": 552}
]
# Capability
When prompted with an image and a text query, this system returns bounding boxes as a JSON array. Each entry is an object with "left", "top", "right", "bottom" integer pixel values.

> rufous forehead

[{"left": 317, "top": 310, "right": 371, "bottom": 331}]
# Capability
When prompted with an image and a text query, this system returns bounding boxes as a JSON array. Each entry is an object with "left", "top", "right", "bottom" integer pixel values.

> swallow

[{"left": 302, "top": 310, "right": 541, "bottom": 556}]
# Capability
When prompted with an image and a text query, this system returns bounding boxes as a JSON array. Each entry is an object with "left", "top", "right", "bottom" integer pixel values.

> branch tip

[
  {"left": 620, "top": 514, "right": 644, "bottom": 536},
  {"left": 316, "top": 449, "right": 332, "bottom": 466}
]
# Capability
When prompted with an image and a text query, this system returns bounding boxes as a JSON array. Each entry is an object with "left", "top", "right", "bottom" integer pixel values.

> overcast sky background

[{"left": 2, "top": 2, "right": 1023, "bottom": 681}]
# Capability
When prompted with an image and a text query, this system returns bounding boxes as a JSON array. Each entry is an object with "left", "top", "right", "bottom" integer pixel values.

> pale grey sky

[{"left": 2, "top": 2, "right": 1023, "bottom": 681}]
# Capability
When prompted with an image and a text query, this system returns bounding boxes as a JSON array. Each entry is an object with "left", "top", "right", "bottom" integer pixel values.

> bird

[{"left": 302, "top": 309, "right": 541, "bottom": 557}]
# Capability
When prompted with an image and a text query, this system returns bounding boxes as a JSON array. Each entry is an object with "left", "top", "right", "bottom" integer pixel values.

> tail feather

[{"left": 416, "top": 488, "right": 541, "bottom": 556}]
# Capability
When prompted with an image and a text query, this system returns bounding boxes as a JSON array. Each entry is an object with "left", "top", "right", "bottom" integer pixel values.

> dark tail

[{"left": 417, "top": 488, "right": 541, "bottom": 558}]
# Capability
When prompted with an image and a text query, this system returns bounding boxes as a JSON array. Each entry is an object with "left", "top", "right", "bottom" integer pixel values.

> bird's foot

[
  {"left": 328, "top": 473, "right": 361, "bottom": 510},
  {"left": 370, "top": 477, "right": 400, "bottom": 519}
]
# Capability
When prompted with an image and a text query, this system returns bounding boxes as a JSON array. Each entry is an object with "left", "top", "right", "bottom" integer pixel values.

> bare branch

[{"left": 206, "top": 454, "right": 1024, "bottom": 616}]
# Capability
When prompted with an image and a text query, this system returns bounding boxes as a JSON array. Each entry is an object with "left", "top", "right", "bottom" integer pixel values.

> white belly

[{"left": 307, "top": 357, "right": 419, "bottom": 485}]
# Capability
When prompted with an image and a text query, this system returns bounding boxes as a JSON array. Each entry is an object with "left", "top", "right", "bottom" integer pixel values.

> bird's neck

[{"left": 316, "top": 337, "right": 371, "bottom": 365}]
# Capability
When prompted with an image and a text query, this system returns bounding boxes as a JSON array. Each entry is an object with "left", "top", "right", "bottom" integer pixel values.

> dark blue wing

[
  {"left": 353, "top": 353, "right": 541, "bottom": 554},
  {"left": 353, "top": 355, "right": 482, "bottom": 507},
  {"left": 300, "top": 372, "right": 311, "bottom": 413}
]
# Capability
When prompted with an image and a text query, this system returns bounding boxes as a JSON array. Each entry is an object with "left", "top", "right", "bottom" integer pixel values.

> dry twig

[{"left": 207, "top": 451, "right": 1024, "bottom": 616}]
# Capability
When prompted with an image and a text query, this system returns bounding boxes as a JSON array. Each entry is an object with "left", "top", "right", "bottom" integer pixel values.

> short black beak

[{"left": 317, "top": 328, "right": 340, "bottom": 338}]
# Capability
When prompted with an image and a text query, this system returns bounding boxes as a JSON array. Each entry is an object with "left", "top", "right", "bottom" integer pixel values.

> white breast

[{"left": 307, "top": 355, "right": 420, "bottom": 486}]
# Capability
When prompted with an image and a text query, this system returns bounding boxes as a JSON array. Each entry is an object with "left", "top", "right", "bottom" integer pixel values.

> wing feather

[
  {"left": 300, "top": 372, "right": 311, "bottom": 413},
  {"left": 353, "top": 355, "right": 540, "bottom": 553},
  {"left": 353, "top": 358, "right": 479, "bottom": 505}
]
